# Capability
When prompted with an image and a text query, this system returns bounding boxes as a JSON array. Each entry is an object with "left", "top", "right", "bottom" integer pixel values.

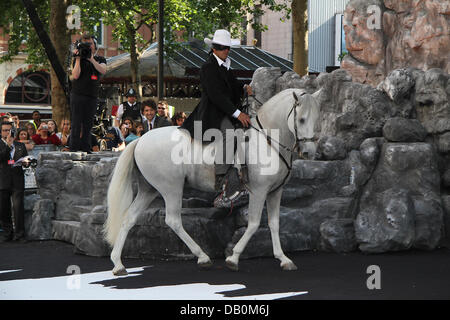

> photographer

[
  {"left": 0, "top": 121, "right": 28, "bottom": 242},
  {"left": 70, "top": 32, "right": 106, "bottom": 153}
]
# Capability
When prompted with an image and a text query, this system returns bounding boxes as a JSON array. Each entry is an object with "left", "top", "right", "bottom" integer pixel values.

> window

[
  {"left": 5, "top": 71, "right": 51, "bottom": 105},
  {"left": 94, "top": 20, "right": 104, "bottom": 48},
  {"left": 335, "top": 13, "right": 348, "bottom": 66}
]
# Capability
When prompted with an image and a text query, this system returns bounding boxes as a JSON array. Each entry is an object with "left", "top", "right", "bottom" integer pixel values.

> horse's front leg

[
  {"left": 266, "top": 188, "right": 297, "bottom": 271},
  {"left": 164, "top": 192, "right": 212, "bottom": 268},
  {"left": 225, "top": 192, "right": 265, "bottom": 271}
]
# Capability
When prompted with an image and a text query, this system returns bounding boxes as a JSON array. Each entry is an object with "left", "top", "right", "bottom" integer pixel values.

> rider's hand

[
  {"left": 244, "top": 84, "right": 253, "bottom": 96},
  {"left": 237, "top": 112, "right": 251, "bottom": 128}
]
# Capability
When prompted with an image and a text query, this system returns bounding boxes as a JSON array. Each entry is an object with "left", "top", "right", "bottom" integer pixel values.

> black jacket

[
  {"left": 0, "top": 140, "right": 28, "bottom": 191},
  {"left": 181, "top": 54, "right": 243, "bottom": 138},
  {"left": 143, "top": 115, "right": 172, "bottom": 133}
]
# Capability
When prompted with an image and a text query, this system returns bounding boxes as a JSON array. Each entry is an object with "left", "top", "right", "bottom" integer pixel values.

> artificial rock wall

[
  {"left": 26, "top": 66, "right": 450, "bottom": 260},
  {"left": 341, "top": 0, "right": 450, "bottom": 86}
]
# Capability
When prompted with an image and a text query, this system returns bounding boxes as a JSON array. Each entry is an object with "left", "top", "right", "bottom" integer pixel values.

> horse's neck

[{"left": 256, "top": 97, "right": 295, "bottom": 147}]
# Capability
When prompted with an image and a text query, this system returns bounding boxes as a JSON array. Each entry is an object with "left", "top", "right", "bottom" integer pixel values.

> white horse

[{"left": 104, "top": 88, "right": 321, "bottom": 276}]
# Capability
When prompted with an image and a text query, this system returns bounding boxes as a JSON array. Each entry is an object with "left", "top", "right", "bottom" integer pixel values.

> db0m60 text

[{"left": 224, "top": 304, "right": 269, "bottom": 317}]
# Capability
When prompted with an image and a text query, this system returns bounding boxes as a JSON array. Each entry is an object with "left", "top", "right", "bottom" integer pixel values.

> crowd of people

[
  {"left": 0, "top": 99, "right": 187, "bottom": 154},
  {"left": 0, "top": 101, "right": 186, "bottom": 244}
]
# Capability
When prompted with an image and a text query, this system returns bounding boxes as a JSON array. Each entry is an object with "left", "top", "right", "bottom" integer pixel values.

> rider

[{"left": 181, "top": 29, "right": 252, "bottom": 205}]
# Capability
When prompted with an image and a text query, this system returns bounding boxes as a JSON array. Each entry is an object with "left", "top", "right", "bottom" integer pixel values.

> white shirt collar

[{"left": 213, "top": 53, "right": 231, "bottom": 70}]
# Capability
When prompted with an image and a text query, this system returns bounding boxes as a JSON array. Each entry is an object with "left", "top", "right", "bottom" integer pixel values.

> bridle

[
  {"left": 249, "top": 91, "right": 316, "bottom": 158},
  {"left": 247, "top": 91, "right": 316, "bottom": 193}
]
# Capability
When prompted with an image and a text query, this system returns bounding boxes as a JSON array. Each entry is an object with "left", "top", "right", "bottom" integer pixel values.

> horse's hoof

[
  {"left": 198, "top": 260, "right": 213, "bottom": 269},
  {"left": 113, "top": 267, "right": 128, "bottom": 276},
  {"left": 281, "top": 262, "right": 298, "bottom": 271},
  {"left": 225, "top": 259, "right": 239, "bottom": 272}
]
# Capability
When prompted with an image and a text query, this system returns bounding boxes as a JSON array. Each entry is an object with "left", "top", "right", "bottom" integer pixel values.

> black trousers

[
  {"left": 70, "top": 92, "right": 97, "bottom": 152},
  {"left": 215, "top": 117, "right": 245, "bottom": 175},
  {"left": 0, "top": 189, "right": 25, "bottom": 236}
]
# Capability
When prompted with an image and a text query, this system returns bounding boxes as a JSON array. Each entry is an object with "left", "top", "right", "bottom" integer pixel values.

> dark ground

[{"left": 1, "top": 240, "right": 449, "bottom": 301}]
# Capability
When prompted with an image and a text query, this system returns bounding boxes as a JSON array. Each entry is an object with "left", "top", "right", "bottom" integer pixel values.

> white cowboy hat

[{"left": 204, "top": 29, "right": 232, "bottom": 47}]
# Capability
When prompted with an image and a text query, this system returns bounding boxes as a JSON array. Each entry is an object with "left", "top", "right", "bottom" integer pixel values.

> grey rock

[
  {"left": 248, "top": 67, "right": 282, "bottom": 117},
  {"left": 28, "top": 199, "right": 55, "bottom": 240},
  {"left": 320, "top": 219, "right": 357, "bottom": 253},
  {"left": 438, "top": 132, "right": 450, "bottom": 154},
  {"left": 377, "top": 69, "right": 415, "bottom": 103},
  {"left": 383, "top": 117, "right": 427, "bottom": 142},
  {"left": 442, "top": 196, "right": 450, "bottom": 245},
  {"left": 52, "top": 220, "right": 80, "bottom": 244},
  {"left": 315, "top": 136, "right": 347, "bottom": 160},
  {"left": 414, "top": 69, "right": 450, "bottom": 134},
  {"left": 75, "top": 212, "right": 111, "bottom": 257},
  {"left": 412, "top": 197, "right": 444, "bottom": 250},
  {"left": 355, "top": 188, "right": 416, "bottom": 253},
  {"left": 443, "top": 169, "right": 450, "bottom": 187},
  {"left": 356, "top": 143, "right": 443, "bottom": 252},
  {"left": 275, "top": 72, "right": 318, "bottom": 94},
  {"left": 359, "top": 138, "right": 383, "bottom": 168}
]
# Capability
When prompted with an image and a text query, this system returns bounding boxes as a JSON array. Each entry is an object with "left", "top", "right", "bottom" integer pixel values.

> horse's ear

[{"left": 292, "top": 92, "right": 299, "bottom": 102}]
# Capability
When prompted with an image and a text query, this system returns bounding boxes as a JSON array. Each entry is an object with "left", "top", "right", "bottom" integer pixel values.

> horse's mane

[{"left": 257, "top": 88, "right": 308, "bottom": 118}]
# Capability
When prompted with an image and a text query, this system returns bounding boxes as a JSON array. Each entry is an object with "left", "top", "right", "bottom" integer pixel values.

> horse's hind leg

[
  {"left": 266, "top": 188, "right": 297, "bottom": 271},
  {"left": 163, "top": 191, "right": 212, "bottom": 268},
  {"left": 111, "top": 178, "right": 158, "bottom": 276},
  {"left": 225, "top": 192, "right": 265, "bottom": 271}
]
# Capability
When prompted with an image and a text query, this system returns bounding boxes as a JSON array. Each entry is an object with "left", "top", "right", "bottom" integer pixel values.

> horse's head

[{"left": 288, "top": 91, "right": 320, "bottom": 160}]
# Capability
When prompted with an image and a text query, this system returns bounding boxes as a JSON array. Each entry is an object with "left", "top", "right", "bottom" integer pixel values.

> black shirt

[{"left": 71, "top": 56, "right": 107, "bottom": 98}]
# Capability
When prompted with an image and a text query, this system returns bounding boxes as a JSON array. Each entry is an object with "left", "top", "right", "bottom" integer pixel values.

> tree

[
  {"left": 0, "top": 0, "right": 72, "bottom": 126},
  {"left": 291, "top": 0, "right": 308, "bottom": 76},
  {"left": 0, "top": 0, "right": 300, "bottom": 123},
  {"left": 49, "top": 0, "right": 71, "bottom": 124}
]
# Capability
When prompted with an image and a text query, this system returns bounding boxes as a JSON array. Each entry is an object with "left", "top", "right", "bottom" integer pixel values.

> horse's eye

[{"left": 299, "top": 118, "right": 305, "bottom": 124}]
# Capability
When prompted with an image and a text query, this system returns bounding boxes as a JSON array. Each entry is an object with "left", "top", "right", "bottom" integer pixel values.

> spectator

[
  {"left": 172, "top": 112, "right": 187, "bottom": 126},
  {"left": 158, "top": 99, "right": 175, "bottom": 118},
  {"left": 105, "top": 126, "right": 125, "bottom": 152},
  {"left": 141, "top": 99, "right": 171, "bottom": 133},
  {"left": 47, "top": 119, "right": 58, "bottom": 136},
  {"left": 32, "top": 122, "right": 61, "bottom": 146},
  {"left": 11, "top": 114, "right": 20, "bottom": 130},
  {"left": 125, "top": 128, "right": 138, "bottom": 145},
  {"left": 119, "top": 122, "right": 129, "bottom": 140},
  {"left": 0, "top": 121, "right": 28, "bottom": 242},
  {"left": 25, "top": 122, "right": 36, "bottom": 138},
  {"left": 29, "top": 110, "right": 41, "bottom": 130},
  {"left": 114, "top": 88, "right": 141, "bottom": 127},
  {"left": 56, "top": 119, "right": 71, "bottom": 147},
  {"left": 120, "top": 122, "right": 138, "bottom": 145},
  {"left": 157, "top": 100, "right": 173, "bottom": 122},
  {"left": 134, "top": 121, "right": 145, "bottom": 137},
  {"left": 122, "top": 117, "right": 134, "bottom": 130},
  {"left": 15, "top": 128, "right": 35, "bottom": 151}
]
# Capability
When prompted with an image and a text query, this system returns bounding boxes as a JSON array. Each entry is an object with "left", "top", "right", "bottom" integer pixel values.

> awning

[{"left": 103, "top": 41, "right": 294, "bottom": 82}]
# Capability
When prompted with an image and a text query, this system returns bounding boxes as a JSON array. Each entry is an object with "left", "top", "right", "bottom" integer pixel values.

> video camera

[
  {"left": 73, "top": 40, "right": 92, "bottom": 59},
  {"left": 14, "top": 156, "right": 38, "bottom": 169}
]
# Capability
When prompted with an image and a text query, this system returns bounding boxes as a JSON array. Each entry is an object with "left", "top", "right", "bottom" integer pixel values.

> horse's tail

[{"left": 103, "top": 139, "right": 139, "bottom": 246}]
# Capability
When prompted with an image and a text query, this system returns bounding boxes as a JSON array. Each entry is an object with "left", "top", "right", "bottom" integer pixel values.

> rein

[{"left": 247, "top": 91, "right": 308, "bottom": 193}]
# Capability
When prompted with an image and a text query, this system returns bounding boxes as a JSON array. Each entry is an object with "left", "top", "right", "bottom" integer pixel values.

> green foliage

[
  {"left": 0, "top": 0, "right": 292, "bottom": 77},
  {"left": 0, "top": 0, "right": 50, "bottom": 66}
]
